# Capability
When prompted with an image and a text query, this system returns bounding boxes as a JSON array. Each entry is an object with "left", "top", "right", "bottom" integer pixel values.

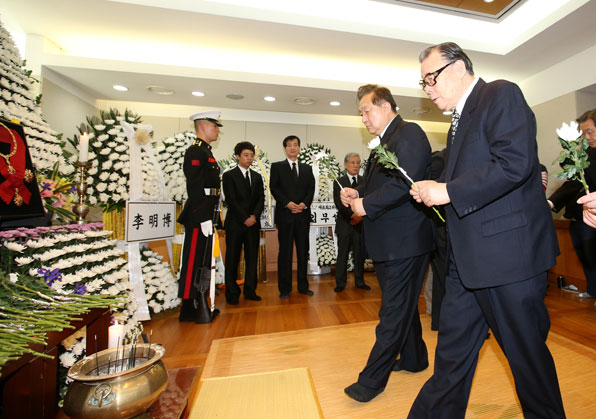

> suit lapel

[{"left": 445, "top": 79, "right": 484, "bottom": 181}]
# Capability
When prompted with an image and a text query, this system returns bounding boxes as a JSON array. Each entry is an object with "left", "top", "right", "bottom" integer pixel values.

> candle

[
  {"left": 108, "top": 322, "right": 124, "bottom": 348},
  {"left": 79, "top": 132, "right": 89, "bottom": 162}
]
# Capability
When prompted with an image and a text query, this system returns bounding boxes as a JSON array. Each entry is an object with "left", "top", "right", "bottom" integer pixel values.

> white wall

[{"left": 40, "top": 77, "right": 99, "bottom": 146}]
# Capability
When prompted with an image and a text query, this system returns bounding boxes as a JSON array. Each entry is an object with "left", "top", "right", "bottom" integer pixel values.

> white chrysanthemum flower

[
  {"left": 556, "top": 121, "right": 582, "bottom": 143},
  {"left": 9, "top": 273, "right": 19, "bottom": 283},
  {"left": 367, "top": 136, "right": 380, "bottom": 149},
  {"left": 5, "top": 242, "right": 25, "bottom": 253},
  {"left": 59, "top": 352, "right": 77, "bottom": 368}
]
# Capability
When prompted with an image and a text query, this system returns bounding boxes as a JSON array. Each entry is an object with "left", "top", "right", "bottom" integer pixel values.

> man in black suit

[
  {"left": 410, "top": 42, "right": 565, "bottom": 418},
  {"left": 332, "top": 152, "right": 369, "bottom": 292},
  {"left": 222, "top": 141, "right": 265, "bottom": 305},
  {"left": 177, "top": 110, "right": 223, "bottom": 323},
  {"left": 340, "top": 84, "right": 434, "bottom": 402},
  {"left": 270, "top": 135, "right": 315, "bottom": 299},
  {"left": 548, "top": 109, "right": 596, "bottom": 300}
]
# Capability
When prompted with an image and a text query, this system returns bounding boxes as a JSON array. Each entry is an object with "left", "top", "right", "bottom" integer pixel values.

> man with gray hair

[
  {"left": 332, "top": 152, "right": 369, "bottom": 292},
  {"left": 410, "top": 42, "right": 564, "bottom": 418}
]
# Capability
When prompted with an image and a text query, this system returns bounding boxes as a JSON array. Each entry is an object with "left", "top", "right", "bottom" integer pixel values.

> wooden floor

[
  {"left": 145, "top": 270, "right": 596, "bottom": 414},
  {"left": 148, "top": 271, "right": 596, "bottom": 369}
]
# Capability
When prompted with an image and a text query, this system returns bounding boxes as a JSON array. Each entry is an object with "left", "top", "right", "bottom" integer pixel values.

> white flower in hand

[
  {"left": 367, "top": 137, "right": 380, "bottom": 149},
  {"left": 556, "top": 121, "right": 582, "bottom": 142}
]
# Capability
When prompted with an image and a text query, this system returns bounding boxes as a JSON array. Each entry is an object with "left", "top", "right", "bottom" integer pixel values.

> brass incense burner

[{"left": 64, "top": 344, "right": 168, "bottom": 419}]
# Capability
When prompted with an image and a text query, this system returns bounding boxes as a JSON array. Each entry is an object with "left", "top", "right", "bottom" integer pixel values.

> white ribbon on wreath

[{"left": 122, "top": 122, "right": 173, "bottom": 321}]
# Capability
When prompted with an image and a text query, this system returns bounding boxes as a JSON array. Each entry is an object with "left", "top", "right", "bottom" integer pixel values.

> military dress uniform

[{"left": 177, "top": 137, "right": 221, "bottom": 322}]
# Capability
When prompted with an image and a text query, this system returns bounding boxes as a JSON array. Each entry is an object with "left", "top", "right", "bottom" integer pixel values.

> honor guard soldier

[{"left": 177, "top": 110, "right": 223, "bottom": 323}]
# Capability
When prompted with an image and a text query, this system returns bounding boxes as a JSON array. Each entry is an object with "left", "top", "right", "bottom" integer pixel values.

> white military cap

[{"left": 189, "top": 110, "right": 223, "bottom": 127}]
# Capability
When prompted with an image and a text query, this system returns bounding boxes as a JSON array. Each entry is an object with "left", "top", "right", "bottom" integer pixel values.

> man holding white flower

[
  {"left": 409, "top": 42, "right": 564, "bottom": 418},
  {"left": 548, "top": 109, "right": 596, "bottom": 300},
  {"left": 340, "top": 84, "right": 434, "bottom": 403}
]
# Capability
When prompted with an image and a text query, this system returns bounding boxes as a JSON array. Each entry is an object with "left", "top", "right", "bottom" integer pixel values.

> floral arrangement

[
  {"left": 369, "top": 138, "right": 445, "bottom": 222},
  {"left": 553, "top": 121, "right": 591, "bottom": 192},
  {"left": 0, "top": 20, "right": 65, "bottom": 173},
  {"left": 68, "top": 108, "right": 162, "bottom": 212},
  {"left": 37, "top": 162, "right": 77, "bottom": 222},
  {"left": 316, "top": 232, "right": 337, "bottom": 267},
  {"left": 0, "top": 223, "right": 142, "bottom": 342},
  {"left": 0, "top": 265, "right": 122, "bottom": 372},
  {"left": 154, "top": 131, "right": 196, "bottom": 203},
  {"left": 141, "top": 249, "right": 180, "bottom": 314},
  {"left": 298, "top": 143, "right": 341, "bottom": 202},
  {"left": 56, "top": 331, "right": 86, "bottom": 406}
]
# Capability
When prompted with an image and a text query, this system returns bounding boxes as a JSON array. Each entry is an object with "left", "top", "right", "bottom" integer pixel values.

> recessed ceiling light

[
  {"left": 226, "top": 93, "right": 245, "bottom": 100},
  {"left": 293, "top": 97, "right": 315, "bottom": 105},
  {"left": 443, "top": 110, "right": 453, "bottom": 115},
  {"left": 113, "top": 85, "right": 128, "bottom": 92},
  {"left": 264, "top": 96, "right": 276, "bottom": 102},
  {"left": 329, "top": 101, "right": 341, "bottom": 107},
  {"left": 192, "top": 91, "right": 205, "bottom": 97},
  {"left": 483, "top": 0, "right": 495, "bottom": 3},
  {"left": 147, "top": 86, "right": 174, "bottom": 95}
]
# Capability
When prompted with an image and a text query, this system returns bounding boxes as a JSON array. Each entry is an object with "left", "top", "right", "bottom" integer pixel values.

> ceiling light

[
  {"left": 192, "top": 91, "right": 205, "bottom": 97},
  {"left": 329, "top": 101, "right": 341, "bottom": 106},
  {"left": 226, "top": 93, "right": 245, "bottom": 100},
  {"left": 413, "top": 107, "right": 430, "bottom": 114},
  {"left": 264, "top": 96, "right": 276, "bottom": 102},
  {"left": 293, "top": 97, "right": 315, "bottom": 105},
  {"left": 147, "top": 86, "right": 174, "bottom": 95},
  {"left": 113, "top": 85, "right": 128, "bottom": 92},
  {"left": 483, "top": 0, "right": 495, "bottom": 3},
  {"left": 443, "top": 110, "right": 453, "bottom": 115}
]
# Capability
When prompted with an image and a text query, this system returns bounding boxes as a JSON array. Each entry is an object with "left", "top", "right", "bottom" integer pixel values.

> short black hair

[
  {"left": 283, "top": 135, "right": 301, "bottom": 148},
  {"left": 419, "top": 42, "right": 474, "bottom": 76},
  {"left": 234, "top": 141, "right": 255, "bottom": 157}
]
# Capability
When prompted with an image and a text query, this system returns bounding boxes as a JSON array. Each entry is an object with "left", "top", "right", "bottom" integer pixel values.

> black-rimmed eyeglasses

[{"left": 419, "top": 61, "right": 455, "bottom": 89}]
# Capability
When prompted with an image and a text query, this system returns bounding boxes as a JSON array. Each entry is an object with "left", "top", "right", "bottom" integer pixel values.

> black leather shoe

[
  {"left": 356, "top": 284, "right": 371, "bottom": 290},
  {"left": 245, "top": 294, "right": 262, "bottom": 301},
  {"left": 226, "top": 298, "right": 239, "bottom": 305},
  {"left": 299, "top": 289, "right": 314, "bottom": 296},
  {"left": 344, "top": 382, "right": 385, "bottom": 403},
  {"left": 334, "top": 286, "right": 345, "bottom": 293},
  {"left": 279, "top": 293, "right": 290, "bottom": 299},
  {"left": 210, "top": 308, "right": 220, "bottom": 321}
]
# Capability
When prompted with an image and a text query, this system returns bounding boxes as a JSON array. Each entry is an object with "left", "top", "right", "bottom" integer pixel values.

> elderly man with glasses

[{"left": 409, "top": 42, "right": 565, "bottom": 418}]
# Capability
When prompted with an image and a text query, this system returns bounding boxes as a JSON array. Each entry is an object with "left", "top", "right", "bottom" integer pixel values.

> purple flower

[
  {"left": 74, "top": 283, "right": 87, "bottom": 295},
  {"left": 39, "top": 268, "right": 63, "bottom": 287}
]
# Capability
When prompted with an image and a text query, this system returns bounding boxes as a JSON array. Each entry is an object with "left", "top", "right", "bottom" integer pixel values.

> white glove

[{"left": 200, "top": 220, "right": 213, "bottom": 237}]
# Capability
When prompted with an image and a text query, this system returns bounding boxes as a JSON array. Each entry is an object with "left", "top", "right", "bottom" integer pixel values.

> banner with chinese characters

[
  {"left": 125, "top": 201, "right": 176, "bottom": 242},
  {"left": 310, "top": 201, "right": 338, "bottom": 226}
]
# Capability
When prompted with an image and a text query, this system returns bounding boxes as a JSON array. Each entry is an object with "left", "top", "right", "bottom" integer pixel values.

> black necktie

[
  {"left": 292, "top": 162, "right": 298, "bottom": 180},
  {"left": 451, "top": 111, "right": 460, "bottom": 144},
  {"left": 245, "top": 170, "right": 251, "bottom": 189},
  {"left": 351, "top": 176, "right": 357, "bottom": 188}
]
